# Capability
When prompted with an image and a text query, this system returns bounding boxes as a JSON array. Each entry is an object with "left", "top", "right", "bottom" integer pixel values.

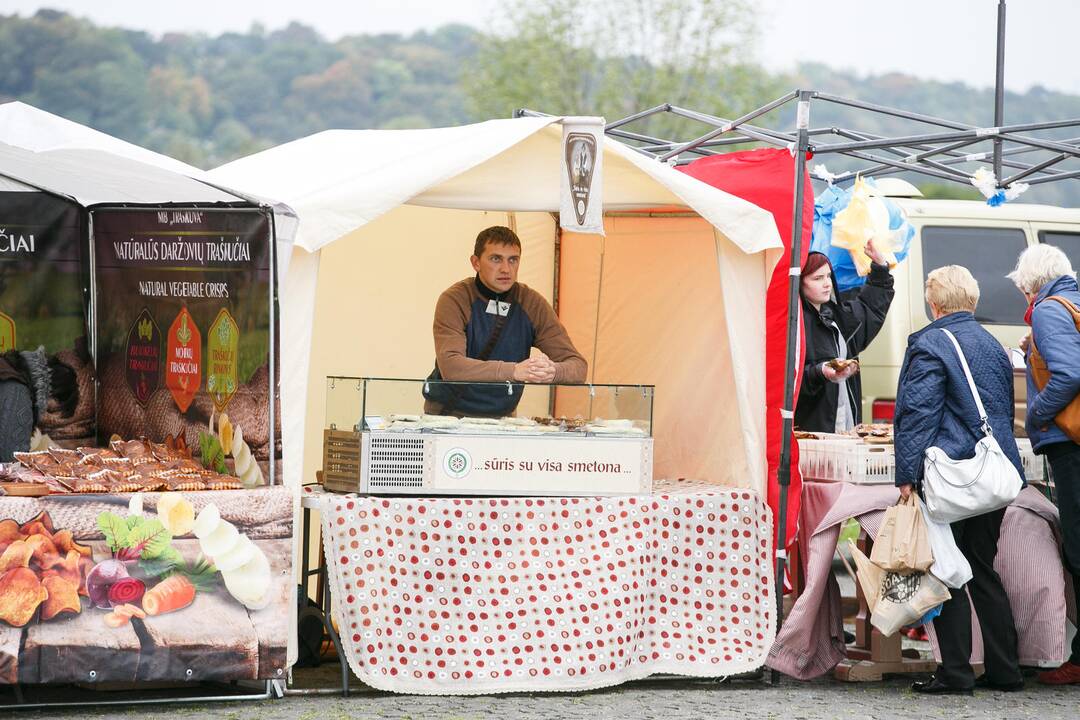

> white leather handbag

[{"left": 921, "top": 329, "right": 1023, "bottom": 524}]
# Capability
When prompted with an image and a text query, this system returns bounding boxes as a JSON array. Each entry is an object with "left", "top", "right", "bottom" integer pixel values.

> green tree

[{"left": 463, "top": 0, "right": 781, "bottom": 141}]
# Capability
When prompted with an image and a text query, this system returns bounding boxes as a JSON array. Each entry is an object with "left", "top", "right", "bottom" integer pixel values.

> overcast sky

[{"left": 2, "top": 0, "right": 1077, "bottom": 95}]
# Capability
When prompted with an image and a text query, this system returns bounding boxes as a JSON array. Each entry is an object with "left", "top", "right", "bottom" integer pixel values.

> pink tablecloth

[
  {"left": 768, "top": 482, "right": 1073, "bottom": 679},
  {"left": 316, "top": 480, "right": 775, "bottom": 694}
]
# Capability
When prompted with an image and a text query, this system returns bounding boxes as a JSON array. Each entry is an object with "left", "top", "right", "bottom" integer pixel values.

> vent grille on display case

[{"left": 367, "top": 435, "right": 426, "bottom": 488}]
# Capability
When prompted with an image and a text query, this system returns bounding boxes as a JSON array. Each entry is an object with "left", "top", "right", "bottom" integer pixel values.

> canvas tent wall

[{"left": 208, "top": 116, "right": 784, "bottom": 499}]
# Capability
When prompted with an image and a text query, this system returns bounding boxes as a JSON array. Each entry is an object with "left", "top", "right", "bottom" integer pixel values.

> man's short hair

[
  {"left": 925, "top": 265, "right": 980, "bottom": 314},
  {"left": 473, "top": 226, "right": 522, "bottom": 259}
]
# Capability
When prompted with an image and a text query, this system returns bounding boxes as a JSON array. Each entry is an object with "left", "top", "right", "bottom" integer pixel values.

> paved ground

[
  {"left": 5, "top": 667, "right": 1079, "bottom": 720},
  {"left": 8, "top": 559, "right": 1075, "bottom": 719}
]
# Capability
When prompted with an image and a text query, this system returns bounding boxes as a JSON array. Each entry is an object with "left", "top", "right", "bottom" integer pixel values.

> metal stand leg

[
  {"left": 319, "top": 561, "right": 348, "bottom": 698},
  {"left": 297, "top": 594, "right": 349, "bottom": 696},
  {"left": 295, "top": 501, "right": 349, "bottom": 697}
]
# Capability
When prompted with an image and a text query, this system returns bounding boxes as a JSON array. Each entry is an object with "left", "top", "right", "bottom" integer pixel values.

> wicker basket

[{"left": 322, "top": 428, "right": 362, "bottom": 493}]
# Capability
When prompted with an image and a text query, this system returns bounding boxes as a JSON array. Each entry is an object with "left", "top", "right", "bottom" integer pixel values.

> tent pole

[
  {"left": 994, "top": 0, "right": 1007, "bottom": 182},
  {"left": 772, "top": 89, "right": 812, "bottom": 684}
]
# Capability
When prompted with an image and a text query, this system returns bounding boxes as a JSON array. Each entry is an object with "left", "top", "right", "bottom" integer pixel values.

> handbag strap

[{"left": 939, "top": 328, "right": 992, "bottom": 436}]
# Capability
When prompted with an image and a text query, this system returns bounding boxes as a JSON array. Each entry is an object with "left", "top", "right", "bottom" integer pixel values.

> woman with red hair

[{"left": 795, "top": 240, "right": 894, "bottom": 433}]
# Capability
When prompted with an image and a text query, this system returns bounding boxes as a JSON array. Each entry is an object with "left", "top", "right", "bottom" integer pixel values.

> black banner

[
  {"left": 0, "top": 190, "right": 94, "bottom": 444},
  {"left": 92, "top": 209, "right": 276, "bottom": 465},
  {"left": 0, "top": 192, "right": 84, "bottom": 353}
]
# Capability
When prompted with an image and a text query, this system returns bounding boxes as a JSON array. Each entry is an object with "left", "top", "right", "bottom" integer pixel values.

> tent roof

[
  {"left": 208, "top": 117, "right": 783, "bottom": 255},
  {"left": 0, "top": 101, "right": 297, "bottom": 240},
  {"left": 0, "top": 141, "right": 251, "bottom": 207},
  {"left": 0, "top": 101, "right": 204, "bottom": 176}
]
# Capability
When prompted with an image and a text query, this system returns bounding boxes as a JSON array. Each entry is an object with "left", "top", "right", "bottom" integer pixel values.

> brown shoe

[{"left": 1038, "top": 662, "right": 1080, "bottom": 685}]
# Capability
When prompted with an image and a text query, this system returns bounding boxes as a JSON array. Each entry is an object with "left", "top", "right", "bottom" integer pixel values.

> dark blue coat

[
  {"left": 893, "top": 312, "right": 1026, "bottom": 487},
  {"left": 1025, "top": 274, "right": 1080, "bottom": 451}
]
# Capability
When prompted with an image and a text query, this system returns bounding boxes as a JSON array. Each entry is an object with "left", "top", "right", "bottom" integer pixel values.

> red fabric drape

[{"left": 678, "top": 148, "right": 812, "bottom": 552}]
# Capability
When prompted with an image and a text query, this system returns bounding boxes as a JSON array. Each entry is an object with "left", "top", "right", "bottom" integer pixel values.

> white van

[{"left": 856, "top": 179, "right": 1080, "bottom": 433}]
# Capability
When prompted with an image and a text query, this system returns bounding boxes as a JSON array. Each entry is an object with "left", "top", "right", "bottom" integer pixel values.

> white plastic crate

[
  {"left": 798, "top": 436, "right": 1047, "bottom": 485},
  {"left": 798, "top": 437, "right": 894, "bottom": 484}
]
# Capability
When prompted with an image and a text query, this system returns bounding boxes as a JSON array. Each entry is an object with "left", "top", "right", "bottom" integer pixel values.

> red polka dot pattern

[{"left": 318, "top": 479, "right": 775, "bottom": 693}]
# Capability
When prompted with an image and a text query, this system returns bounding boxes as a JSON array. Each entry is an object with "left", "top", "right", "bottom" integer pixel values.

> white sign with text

[{"left": 432, "top": 434, "right": 651, "bottom": 495}]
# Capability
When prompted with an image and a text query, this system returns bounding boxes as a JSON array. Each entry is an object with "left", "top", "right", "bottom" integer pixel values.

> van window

[
  {"left": 1038, "top": 231, "right": 1080, "bottom": 270},
  {"left": 921, "top": 226, "right": 1027, "bottom": 325}
]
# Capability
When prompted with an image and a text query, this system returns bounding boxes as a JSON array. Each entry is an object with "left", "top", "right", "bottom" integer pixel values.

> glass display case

[{"left": 323, "top": 377, "right": 655, "bottom": 496}]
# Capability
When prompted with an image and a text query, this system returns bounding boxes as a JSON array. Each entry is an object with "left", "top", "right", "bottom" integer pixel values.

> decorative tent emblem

[
  {"left": 565, "top": 132, "right": 597, "bottom": 226},
  {"left": 559, "top": 118, "right": 604, "bottom": 236}
]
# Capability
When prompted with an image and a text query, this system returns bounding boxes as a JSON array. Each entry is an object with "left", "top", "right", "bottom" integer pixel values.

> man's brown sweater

[
  {"left": 424, "top": 277, "right": 587, "bottom": 415},
  {"left": 432, "top": 278, "right": 591, "bottom": 386}
]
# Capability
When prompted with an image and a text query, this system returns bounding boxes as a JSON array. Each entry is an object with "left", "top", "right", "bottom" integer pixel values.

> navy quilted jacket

[{"left": 893, "top": 311, "right": 1026, "bottom": 487}]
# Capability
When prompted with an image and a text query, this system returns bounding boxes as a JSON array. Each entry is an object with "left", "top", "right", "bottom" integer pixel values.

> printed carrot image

[{"left": 142, "top": 575, "right": 196, "bottom": 616}]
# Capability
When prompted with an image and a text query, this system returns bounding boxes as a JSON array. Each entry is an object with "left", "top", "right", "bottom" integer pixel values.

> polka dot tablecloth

[{"left": 317, "top": 479, "right": 775, "bottom": 694}]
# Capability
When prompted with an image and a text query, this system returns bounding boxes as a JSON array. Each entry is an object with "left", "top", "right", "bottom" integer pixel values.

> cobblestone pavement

[{"left": 7, "top": 670, "right": 1080, "bottom": 720}]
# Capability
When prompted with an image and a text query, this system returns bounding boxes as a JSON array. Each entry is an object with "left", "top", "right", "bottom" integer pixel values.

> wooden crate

[{"left": 322, "top": 428, "right": 361, "bottom": 494}]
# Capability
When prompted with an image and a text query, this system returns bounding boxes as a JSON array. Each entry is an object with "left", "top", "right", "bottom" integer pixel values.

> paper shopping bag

[
  {"left": 870, "top": 569, "right": 952, "bottom": 637},
  {"left": 870, "top": 494, "right": 934, "bottom": 574},
  {"left": 847, "top": 540, "right": 885, "bottom": 615}
]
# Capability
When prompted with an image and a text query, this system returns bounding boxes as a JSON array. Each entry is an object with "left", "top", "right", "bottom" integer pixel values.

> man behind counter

[{"left": 423, "top": 226, "right": 587, "bottom": 416}]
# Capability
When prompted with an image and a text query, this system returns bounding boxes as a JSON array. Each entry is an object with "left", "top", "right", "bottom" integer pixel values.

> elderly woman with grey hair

[
  {"left": 894, "top": 265, "right": 1025, "bottom": 695},
  {"left": 1009, "top": 243, "right": 1080, "bottom": 685}
]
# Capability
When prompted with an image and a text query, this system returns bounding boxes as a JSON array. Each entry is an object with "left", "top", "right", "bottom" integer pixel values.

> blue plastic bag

[
  {"left": 913, "top": 601, "right": 942, "bottom": 628},
  {"left": 811, "top": 179, "right": 915, "bottom": 292}
]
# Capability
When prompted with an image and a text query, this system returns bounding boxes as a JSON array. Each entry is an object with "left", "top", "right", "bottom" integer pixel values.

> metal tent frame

[{"left": 515, "top": 1, "right": 1080, "bottom": 668}]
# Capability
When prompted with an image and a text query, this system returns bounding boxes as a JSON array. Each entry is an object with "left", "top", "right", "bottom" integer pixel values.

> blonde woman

[{"left": 893, "top": 265, "right": 1025, "bottom": 695}]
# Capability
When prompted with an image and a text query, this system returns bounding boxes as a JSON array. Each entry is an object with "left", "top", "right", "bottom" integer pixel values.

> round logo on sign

[{"left": 443, "top": 448, "right": 472, "bottom": 479}]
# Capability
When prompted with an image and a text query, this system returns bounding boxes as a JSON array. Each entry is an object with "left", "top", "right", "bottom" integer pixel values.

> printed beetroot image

[
  {"left": 107, "top": 577, "right": 145, "bottom": 607},
  {"left": 85, "top": 558, "right": 129, "bottom": 610}
]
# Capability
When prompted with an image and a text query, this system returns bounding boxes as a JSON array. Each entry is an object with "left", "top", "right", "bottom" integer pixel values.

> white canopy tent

[
  {"left": 0, "top": 140, "right": 246, "bottom": 206},
  {"left": 0, "top": 101, "right": 204, "bottom": 176},
  {"left": 208, "top": 116, "right": 784, "bottom": 499},
  {"left": 0, "top": 101, "right": 298, "bottom": 281}
]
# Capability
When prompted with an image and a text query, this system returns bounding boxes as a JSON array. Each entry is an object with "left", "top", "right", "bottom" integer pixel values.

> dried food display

[
  {"left": 0, "top": 511, "right": 92, "bottom": 627},
  {"left": 1, "top": 437, "right": 247, "bottom": 495},
  {"left": 852, "top": 423, "right": 894, "bottom": 444},
  {"left": 380, "top": 414, "right": 648, "bottom": 437}
]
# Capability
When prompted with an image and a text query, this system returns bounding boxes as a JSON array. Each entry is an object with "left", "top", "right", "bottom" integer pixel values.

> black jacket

[
  {"left": 794, "top": 255, "right": 895, "bottom": 432},
  {"left": 0, "top": 356, "right": 33, "bottom": 462}
]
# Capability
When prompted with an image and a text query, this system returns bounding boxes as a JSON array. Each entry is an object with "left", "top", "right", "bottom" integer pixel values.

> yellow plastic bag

[{"left": 831, "top": 176, "right": 898, "bottom": 276}]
